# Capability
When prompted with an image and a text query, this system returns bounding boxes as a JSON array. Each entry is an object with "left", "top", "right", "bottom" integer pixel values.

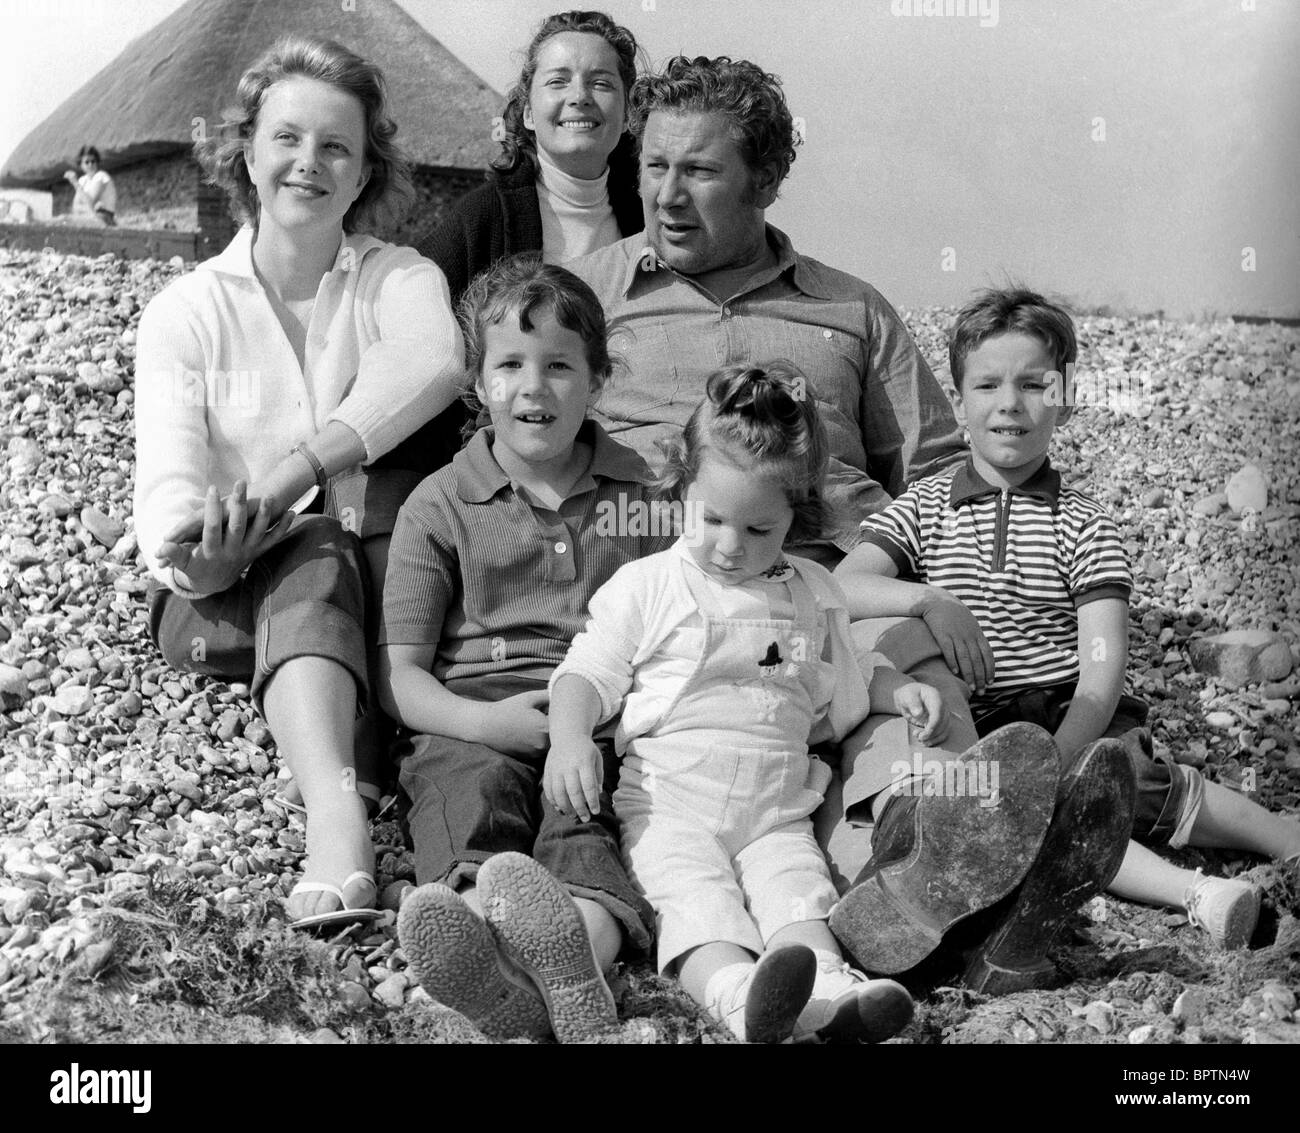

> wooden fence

[{"left": 0, "top": 222, "right": 222, "bottom": 262}]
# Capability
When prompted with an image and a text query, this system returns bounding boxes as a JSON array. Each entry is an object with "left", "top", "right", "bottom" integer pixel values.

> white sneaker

[
  {"left": 792, "top": 952, "right": 914, "bottom": 1043},
  {"left": 1184, "top": 869, "right": 1261, "bottom": 950},
  {"left": 705, "top": 945, "right": 817, "bottom": 1043}
]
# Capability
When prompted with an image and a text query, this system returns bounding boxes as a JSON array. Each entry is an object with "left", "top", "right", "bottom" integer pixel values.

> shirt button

[{"left": 554, "top": 541, "right": 567, "bottom": 554}]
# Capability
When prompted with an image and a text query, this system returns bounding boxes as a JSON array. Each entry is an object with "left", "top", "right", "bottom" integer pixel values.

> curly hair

[
  {"left": 457, "top": 253, "right": 615, "bottom": 427},
  {"left": 659, "top": 362, "right": 830, "bottom": 546},
  {"left": 949, "top": 286, "right": 1078, "bottom": 390},
  {"left": 491, "top": 10, "right": 641, "bottom": 180},
  {"left": 629, "top": 56, "right": 800, "bottom": 193},
  {"left": 195, "top": 35, "right": 412, "bottom": 234}
]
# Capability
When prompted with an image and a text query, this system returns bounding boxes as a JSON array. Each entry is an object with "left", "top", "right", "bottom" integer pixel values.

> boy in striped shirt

[{"left": 835, "top": 288, "right": 1299, "bottom": 961}]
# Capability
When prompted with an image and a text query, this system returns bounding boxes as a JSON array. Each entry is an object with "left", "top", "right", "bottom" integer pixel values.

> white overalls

[{"left": 614, "top": 562, "right": 843, "bottom": 971}]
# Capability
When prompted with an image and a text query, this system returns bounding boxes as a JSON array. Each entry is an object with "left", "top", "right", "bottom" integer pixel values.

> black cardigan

[
  {"left": 378, "top": 139, "right": 644, "bottom": 477},
  {"left": 415, "top": 135, "right": 643, "bottom": 304}
]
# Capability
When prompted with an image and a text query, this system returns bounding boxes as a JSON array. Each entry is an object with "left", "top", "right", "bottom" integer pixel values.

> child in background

[
  {"left": 382, "top": 256, "right": 670, "bottom": 1042},
  {"left": 547, "top": 364, "right": 926, "bottom": 1043},
  {"left": 835, "top": 287, "right": 1300, "bottom": 963}
]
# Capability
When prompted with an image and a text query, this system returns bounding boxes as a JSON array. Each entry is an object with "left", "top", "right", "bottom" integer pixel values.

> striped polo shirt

[
  {"left": 858, "top": 457, "right": 1131, "bottom": 709},
  {"left": 379, "top": 420, "right": 676, "bottom": 682}
]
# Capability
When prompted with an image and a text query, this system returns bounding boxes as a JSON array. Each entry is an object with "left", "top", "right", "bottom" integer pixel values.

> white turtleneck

[{"left": 535, "top": 146, "right": 621, "bottom": 265}]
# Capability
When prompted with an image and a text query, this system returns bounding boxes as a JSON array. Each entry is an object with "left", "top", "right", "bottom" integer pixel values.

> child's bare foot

[{"left": 287, "top": 792, "right": 377, "bottom": 923}]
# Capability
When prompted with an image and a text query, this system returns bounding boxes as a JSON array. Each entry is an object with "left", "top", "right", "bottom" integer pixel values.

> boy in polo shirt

[
  {"left": 835, "top": 287, "right": 1300, "bottom": 960},
  {"left": 378, "top": 257, "right": 671, "bottom": 1041}
]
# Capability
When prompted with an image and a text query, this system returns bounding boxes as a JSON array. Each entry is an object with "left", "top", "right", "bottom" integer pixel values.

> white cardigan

[{"left": 132, "top": 227, "right": 463, "bottom": 596}]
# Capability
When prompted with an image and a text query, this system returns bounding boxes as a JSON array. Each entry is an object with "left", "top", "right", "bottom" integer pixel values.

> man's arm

[
  {"left": 860, "top": 292, "right": 966, "bottom": 497},
  {"left": 1054, "top": 598, "right": 1129, "bottom": 764}
]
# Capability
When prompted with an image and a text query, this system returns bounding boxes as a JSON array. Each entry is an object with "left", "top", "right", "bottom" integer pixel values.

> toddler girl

[{"left": 547, "top": 364, "right": 941, "bottom": 1043}]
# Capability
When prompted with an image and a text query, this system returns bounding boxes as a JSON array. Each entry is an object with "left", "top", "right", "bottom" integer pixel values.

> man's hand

[
  {"left": 893, "top": 680, "right": 950, "bottom": 745},
  {"left": 468, "top": 689, "right": 550, "bottom": 756},
  {"left": 920, "top": 590, "right": 995, "bottom": 693},
  {"left": 543, "top": 739, "right": 604, "bottom": 822},
  {"left": 156, "top": 482, "right": 293, "bottom": 594}
]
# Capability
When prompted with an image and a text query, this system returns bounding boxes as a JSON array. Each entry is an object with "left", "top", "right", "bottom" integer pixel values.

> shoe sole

[
  {"left": 1206, "top": 886, "right": 1261, "bottom": 951},
  {"left": 965, "top": 738, "right": 1136, "bottom": 995},
  {"left": 830, "top": 723, "right": 1059, "bottom": 973},
  {"left": 477, "top": 853, "right": 619, "bottom": 1044},
  {"left": 815, "top": 979, "right": 915, "bottom": 1044},
  {"left": 745, "top": 945, "right": 817, "bottom": 1044},
  {"left": 397, "top": 883, "right": 550, "bottom": 1039}
]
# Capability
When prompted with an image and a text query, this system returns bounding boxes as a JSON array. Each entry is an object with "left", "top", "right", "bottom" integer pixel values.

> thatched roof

[{"left": 1, "top": 0, "right": 502, "bottom": 187}]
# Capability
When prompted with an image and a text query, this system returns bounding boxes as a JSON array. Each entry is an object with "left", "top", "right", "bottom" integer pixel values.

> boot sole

[
  {"left": 965, "top": 738, "right": 1136, "bottom": 995},
  {"left": 744, "top": 946, "right": 817, "bottom": 1044},
  {"left": 397, "top": 883, "right": 550, "bottom": 1039},
  {"left": 477, "top": 852, "right": 619, "bottom": 1044},
  {"left": 830, "top": 723, "right": 1059, "bottom": 973}
]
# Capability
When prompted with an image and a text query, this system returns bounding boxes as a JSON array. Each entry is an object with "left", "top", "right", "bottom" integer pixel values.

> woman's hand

[
  {"left": 543, "top": 739, "right": 605, "bottom": 822},
  {"left": 156, "top": 481, "right": 293, "bottom": 594},
  {"left": 893, "top": 680, "right": 950, "bottom": 745},
  {"left": 160, "top": 485, "right": 290, "bottom": 548},
  {"left": 63, "top": 170, "right": 79, "bottom": 186}
]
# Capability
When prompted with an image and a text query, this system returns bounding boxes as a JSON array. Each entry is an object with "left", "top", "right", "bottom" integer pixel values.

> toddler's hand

[
  {"left": 473, "top": 690, "right": 549, "bottom": 755},
  {"left": 543, "top": 740, "right": 604, "bottom": 823},
  {"left": 894, "top": 681, "right": 949, "bottom": 745}
]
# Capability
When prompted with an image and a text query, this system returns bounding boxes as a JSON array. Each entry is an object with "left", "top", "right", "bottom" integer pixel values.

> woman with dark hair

[
  {"left": 64, "top": 144, "right": 117, "bottom": 225},
  {"left": 132, "top": 35, "right": 463, "bottom": 929},
  {"left": 377, "top": 10, "right": 644, "bottom": 479},
  {"left": 418, "top": 9, "right": 643, "bottom": 295}
]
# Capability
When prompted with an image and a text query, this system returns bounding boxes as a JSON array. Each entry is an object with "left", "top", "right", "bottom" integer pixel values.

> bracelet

[{"left": 291, "top": 441, "right": 328, "bottom": 489}]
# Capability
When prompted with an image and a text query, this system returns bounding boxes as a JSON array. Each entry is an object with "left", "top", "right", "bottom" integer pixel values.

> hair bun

[{"left": 711, "top": 365, "right": 802, "bottom": 423}]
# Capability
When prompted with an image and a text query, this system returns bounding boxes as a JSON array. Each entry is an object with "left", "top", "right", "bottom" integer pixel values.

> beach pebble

[
  {"left": 337, "top": 981, "right": 372, "bottom": 1012},
  {"left": 79, "top": 506, "right": 124, "bottom": 548},
  {"left": 1084, "top": 1001, "right": 1117, "bottom": 1035},
  {"left": 50, "top": 683, "right": 94, "bottom": 717},
  {"left": 1225, "top": 463, "right": 1267, "bottom": 515}
]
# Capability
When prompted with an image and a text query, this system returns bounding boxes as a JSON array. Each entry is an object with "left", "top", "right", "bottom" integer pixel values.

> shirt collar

[
  {"left": 622, "top": 223, "right": 834, "bottom": 301},
  {"left": 198, "top": 226, "right": 383, "bottom": 280},
  {"left": 454, "top": 419, "right": 651, "bottom": 504},
  {"left": 948, "top": 456, "right": 1062, "bottom": 512}
]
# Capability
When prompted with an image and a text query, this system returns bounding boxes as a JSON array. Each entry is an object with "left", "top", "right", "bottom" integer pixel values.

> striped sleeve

[
  {"left": 1066, "top": 495, "right": 1132, "bottom": 606},
  {"left": 857, "top": 485, "right": 925, "bottom": 574}
]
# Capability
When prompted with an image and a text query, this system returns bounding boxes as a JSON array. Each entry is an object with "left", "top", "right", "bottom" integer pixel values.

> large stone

[
  {"left": 8, "top": 537, "right": 43, "bottom": 568},
  {"left": 1188, "top": 630, "right": 1294, "bottom": 689},
  {"left": 51, "top": 683, "right": 94, "bottom": 717},
  {"left": 80, "top": 506, "right": 125, "bottom": 548},
  {"left": 0, "top": 664, "right": 28, "bottom": 701},
  {"left": 1225, "top": 463, "right": 1268, "bottom": 516}
]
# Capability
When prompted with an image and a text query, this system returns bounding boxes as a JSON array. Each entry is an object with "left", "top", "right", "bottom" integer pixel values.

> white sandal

[{"left": 288, "top": 870, "right": 383, "bottom": 931}]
